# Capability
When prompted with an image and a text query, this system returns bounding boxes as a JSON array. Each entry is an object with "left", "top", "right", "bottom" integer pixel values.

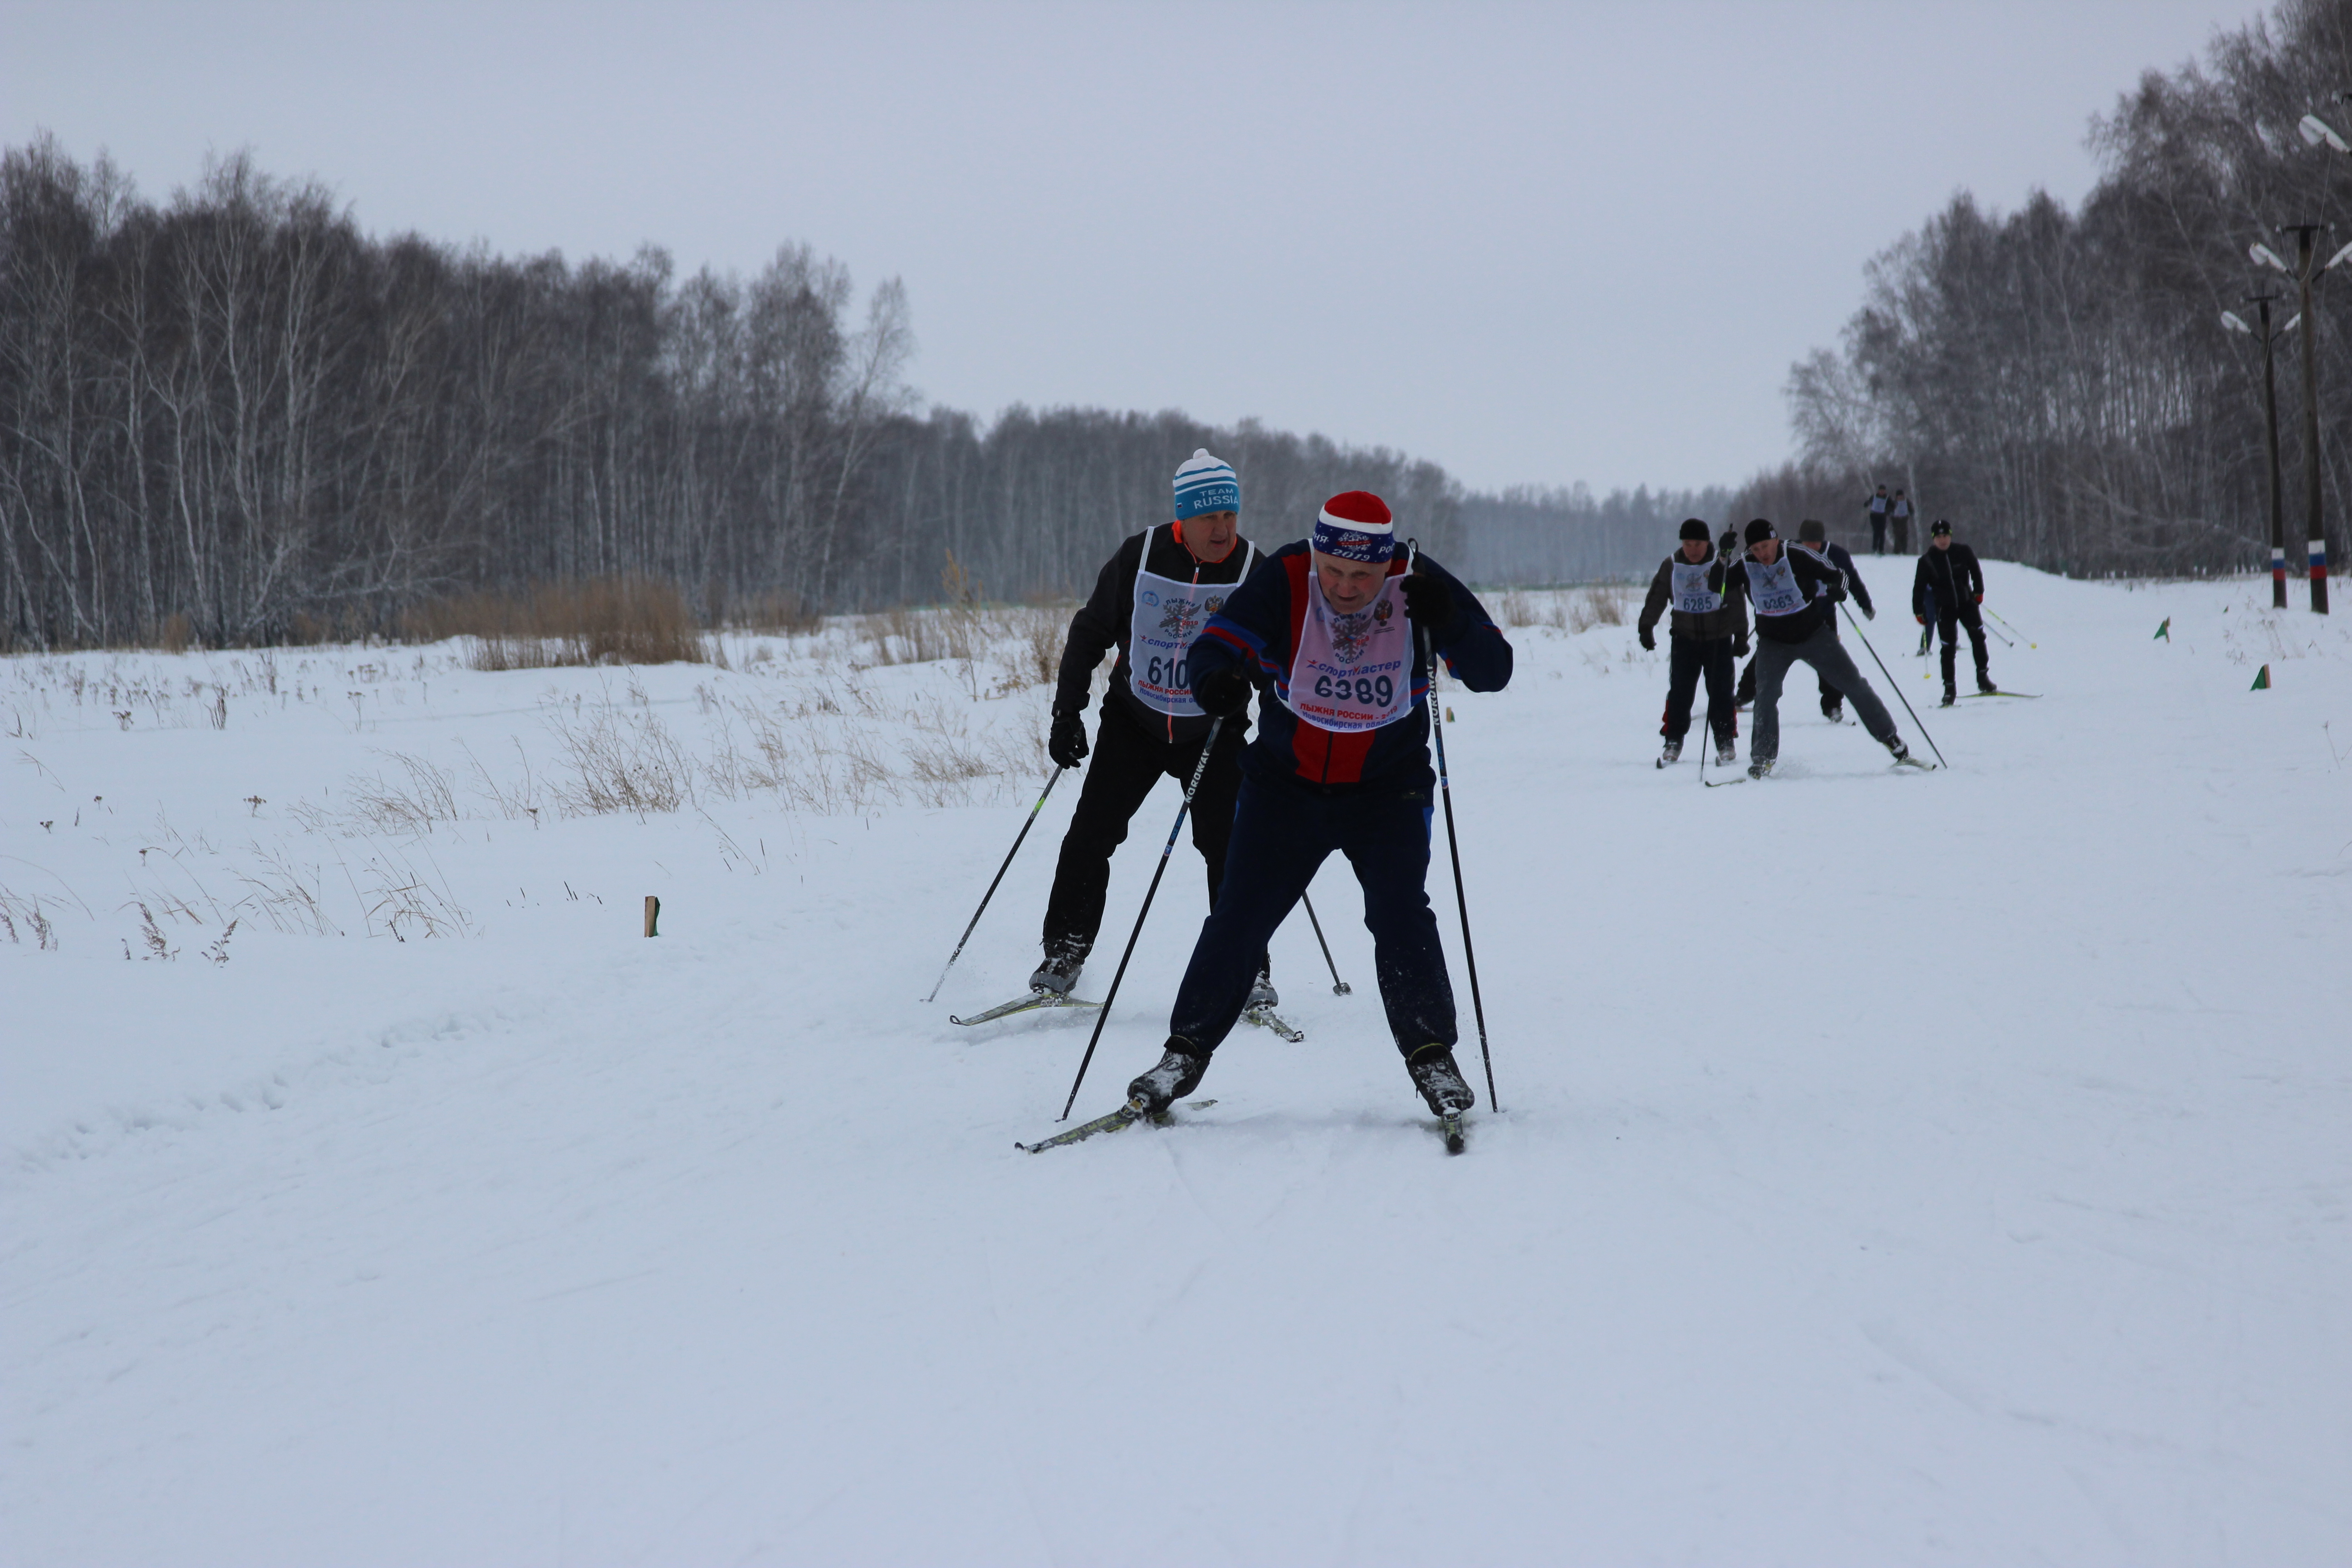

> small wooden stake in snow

[
  {"left": 644, "top": 895, "right": 660, "bottom": 937},
  {"left": 2251, "top": 664, "right": 2272, "bottom": 691}
]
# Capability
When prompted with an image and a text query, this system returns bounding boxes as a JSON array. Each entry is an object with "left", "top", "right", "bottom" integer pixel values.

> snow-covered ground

[{"left": 4, "top": 564, "right": 2347, "bottom": 1565}]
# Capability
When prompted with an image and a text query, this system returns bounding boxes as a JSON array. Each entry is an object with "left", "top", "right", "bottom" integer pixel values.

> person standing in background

[
  {"left": 1889, "top": 489, "right": 1914, "bottom": 554},
  {"left": 1867, "top": 485, "right": 1891, "bottom": 555}
]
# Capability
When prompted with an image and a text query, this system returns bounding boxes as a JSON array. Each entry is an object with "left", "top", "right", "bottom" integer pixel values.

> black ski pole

[
  {"left": 923, "top": 766, "right": 1064, "bottom": 1004},
  {"left": 1299, "top": 891, "right": 1352, "bottom": 994},
  {"left": 1405, "top": 544, "right": 1497, "bottom": 1112},
  {"left": 1057, "top": 717, "right": 1225, "bottom": 1120},
  {"left": 1841, "top": 602, "right": 1947, "bottom": 769}
]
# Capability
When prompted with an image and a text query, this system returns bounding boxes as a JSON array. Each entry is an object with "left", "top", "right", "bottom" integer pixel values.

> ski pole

[
  {"left": 1841, "top": 602, "right": 1947, "bottom": 769},
  {"left": 924, "top": 766, "right": 1064, "bottom": 1004},
  {"left": 1978, "top": 616, "right": 2016, "bottom": 649},
  {"left": 1057, "top": 716, "right": 1225, "bottom": 1120},
  {"left": 1298, "top": 891, "right": 1352, "bottom": 994},
  {"left": 1985, "top": 607, "right": 2034, "bottom": 647},
  {"left": 1407, "top": 543, "right": 1497, "bottom": 1112}
]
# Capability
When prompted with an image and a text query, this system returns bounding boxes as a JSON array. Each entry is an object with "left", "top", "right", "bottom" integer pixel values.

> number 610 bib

[{"left": 1284, "top": 574, "right": 1412, "bottom": 733}]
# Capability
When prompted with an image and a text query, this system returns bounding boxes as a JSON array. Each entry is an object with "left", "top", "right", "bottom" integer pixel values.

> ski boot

[
  {"left": 1406, "top": 1044, "right": 1475, "bottom": 1116},
  {"left": 1821, "top": 697, "right": 1844, "bottom": 723},
  {"left": 1939, "top": 683, "right": 1957, "bottom": 708},
  {"left": 1888, "top": 737, "right": 1929, "bottom": 769},
  {"left": 1714, "top": 733, "right": 1739, "bottom": 767},
  {"left": 1656, "top": 736, "right": 1683, "bottom": 769},
  {"left": 1747, "top": 755, "right": 1775, "bottom": 779},
  {"left": 1246, "top": 960, "right": 1278, "bottom": 1013},
  {"left": 1127, "top": 1040, "right": 1210, "bottom": 1116},
  {"left": 1977, "top": 671, "right": 1998, "bottom": 695},
  {"left": 1028, "top": 943, "right": 1085, "bottom": 998}
]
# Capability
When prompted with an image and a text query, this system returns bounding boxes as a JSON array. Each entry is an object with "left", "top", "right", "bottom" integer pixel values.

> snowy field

[{"left": 4, "top": 563, "right": 2347, "bottom": 1565}]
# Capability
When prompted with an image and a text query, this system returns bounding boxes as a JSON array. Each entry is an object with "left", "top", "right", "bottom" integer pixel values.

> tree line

[
  {"left": 5, "top": 136, "right": 1668, "bottom": 654},
  {"left": 1779, "top": 0, "right": 2351, "bottom": 579}
]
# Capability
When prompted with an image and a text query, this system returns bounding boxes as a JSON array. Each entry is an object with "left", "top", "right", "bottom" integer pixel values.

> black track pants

[
  {"left": 1040, "top": 710, "right": 1243, "bottom": 960},
  {"left": 1662, "top": 635, "right": 1737, "bottom": 743},
  {"left": 1170, "top": 776, "right": 1451, "bottom": 1060},
  {"left": 1938, "top": 602, "right": 1991, "bottom": 688}
]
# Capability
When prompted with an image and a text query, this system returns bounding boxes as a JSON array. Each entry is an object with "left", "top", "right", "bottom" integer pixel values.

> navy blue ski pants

[{"left": 1170, "top": 774, "right": 1456, "bottom": 1059}]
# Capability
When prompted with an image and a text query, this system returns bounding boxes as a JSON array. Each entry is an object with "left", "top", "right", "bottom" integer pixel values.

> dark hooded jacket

[{"left": 1912, "top": 543, "right": 1985, "bottom": 619}]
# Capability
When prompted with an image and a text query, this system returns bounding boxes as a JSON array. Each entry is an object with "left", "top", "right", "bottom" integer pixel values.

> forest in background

[
  {"left": 3, "top": 0, "right": 2347, "bottom": 651},
  {"left": 0, "top": 133, "right": 1697, "bottom": 651},
  {"left": 1778, "top": 0, "right": 2351, "bottom": 580}
]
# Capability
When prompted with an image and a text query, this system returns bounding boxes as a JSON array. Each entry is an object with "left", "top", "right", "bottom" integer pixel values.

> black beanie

[
  {"left": 1744, "top": 518, "right": 1776, "bottom": 546},
  {"left": 1931, "top": 519, "right": 1952, "bottom": 537},
  {"left": 1679, "top": 518, "right": 1709, "bottom": 541},
  {"left": 1797, "top": 519, "right": 1827, "bottom": 543}
]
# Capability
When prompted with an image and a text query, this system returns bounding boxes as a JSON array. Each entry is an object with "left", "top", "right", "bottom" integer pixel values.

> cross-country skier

[
  {"left": 1792, "top": 518, "right": 1874, "bottom": 724},
  {"left": 1867, "top": 485, "right": 1892, "bottom": 554},
  {"left": 1637, "top": 518, "right": 1748, "bottom": 767},
  {"left": 1912, "top": 519, "right": 1994, "bottom": 706},
  {"left": 1122, "top": 490, "right": 1513, "bottom": 1123},
  {"left": 1725, "top": 518, "right": 1921, "bottom": 779},
  {"left": 1889, "top": 489, "right": 1915, "bottom": 554},
  {"left": 1031, "top": 450, "right": 1273, "bottom": 1007}
]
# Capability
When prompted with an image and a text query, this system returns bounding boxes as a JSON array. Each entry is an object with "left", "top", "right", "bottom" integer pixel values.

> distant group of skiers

[
  {"left": 1637, "top": 509, "right": 1999, "bottom": 776},
  {"left": 970, "top": 449, "right": 1999, "bottom": 1142}
]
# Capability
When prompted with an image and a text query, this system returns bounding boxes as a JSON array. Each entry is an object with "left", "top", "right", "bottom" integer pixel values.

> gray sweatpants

[{"left": 1752, "top": 623, "right": 1896, "bottom": 761}]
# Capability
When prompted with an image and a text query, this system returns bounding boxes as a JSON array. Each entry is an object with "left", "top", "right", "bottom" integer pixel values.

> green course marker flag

[
  {"left": 2154, "top": 617, "right": 2171, "bottom": 641},
  {"left": 2251, "top": 664, "right": 2270, "bottom": 691}
]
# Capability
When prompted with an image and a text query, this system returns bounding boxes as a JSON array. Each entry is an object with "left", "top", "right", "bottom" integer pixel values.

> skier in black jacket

[
  {"left": 1793, "top": 518, "right": 1872, "bottom": 723},
  {"left": 1637, "top": 519, "right": 1748, "bottom": 767},
  {"left": 1033, "top": 449, "right": 1270, "bottom": 1005},
  {"left": 1911, "top": 519, "right": 1994, "bottom": 705},
  {"left": 1725, "top": 519, "right": 1920, "bottom": 779}
]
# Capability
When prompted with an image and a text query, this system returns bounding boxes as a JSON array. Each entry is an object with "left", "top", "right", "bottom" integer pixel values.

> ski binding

[
  {"left": 1438, "top": 1112, "right": 1466, "bottom": 1154},
  {"left": 1243, "top": 1006, "right": 1305, "bottom": 1042}
]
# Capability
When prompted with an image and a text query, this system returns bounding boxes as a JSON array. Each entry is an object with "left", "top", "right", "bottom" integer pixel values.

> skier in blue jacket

[{"left": 1124, "top": 490, "right": 1513, "bottom": 1122}]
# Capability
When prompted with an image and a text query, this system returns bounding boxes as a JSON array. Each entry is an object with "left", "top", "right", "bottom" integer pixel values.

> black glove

[
  {"left": 1193, "top": 664, "right": 1252, "bottom": 719},
  {"left": 1734, "top": 637, "right": 1750, "bottom": 658},
  {"left": 1399, "top": 570, "right": 1455, "bottom": 637},
  {"left": 1638, "top": 628, "right": 1656, "bottom": 652},
  {"left": 1863, "top": 604, "right": 1876, "bottom": 621},
  {"left": 1048, "top": 710, "right": 1089, "bottom": 769}
]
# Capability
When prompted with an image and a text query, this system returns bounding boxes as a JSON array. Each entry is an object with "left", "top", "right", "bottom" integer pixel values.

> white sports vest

[
  {"left": 1670, "top": 560, "right": 1724, "bottom": 615},
  {"left": 1284, "top": 574, "right": 1413, "bottom": 733},
  {"left": 1127, "top": 527, "right": 1256, "bottom": 716},
  {"left": 1746, "top": 554, "right": 1809, "bottom": 617}
]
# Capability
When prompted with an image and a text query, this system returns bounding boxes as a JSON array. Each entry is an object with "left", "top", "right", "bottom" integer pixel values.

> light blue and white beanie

[{"left": 1173, "top": 448, "right": 1240, "bottom": 520}]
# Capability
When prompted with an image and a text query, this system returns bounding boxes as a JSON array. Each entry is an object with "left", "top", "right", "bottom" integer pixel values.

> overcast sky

[{"left": 2, "top": 0, "right": 2265, "bottom": 494}]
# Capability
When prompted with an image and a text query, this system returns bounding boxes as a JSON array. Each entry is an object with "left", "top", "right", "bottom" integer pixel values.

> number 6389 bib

[{"left": 1284, "top": 575, "right": 1412, "bottom": 733}]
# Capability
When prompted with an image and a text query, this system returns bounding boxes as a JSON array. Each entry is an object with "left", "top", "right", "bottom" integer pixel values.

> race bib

[
  {"left": 1284, "top": 573, "right": 1413, "bottom": 733},
  {"left": 1128, "top": 529, "right": 1252, "bottom": 715},
  {"left": 1670, "top": 560, "right": 1723, "bottom": 615},
  {"left": 1747, "top": 554, "right": 1809, "bottom": 617}
]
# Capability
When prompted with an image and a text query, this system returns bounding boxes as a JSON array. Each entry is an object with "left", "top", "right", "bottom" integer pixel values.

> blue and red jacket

[{"left": 1186, "top": 542, "right": 1512, "bottom": 793}]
